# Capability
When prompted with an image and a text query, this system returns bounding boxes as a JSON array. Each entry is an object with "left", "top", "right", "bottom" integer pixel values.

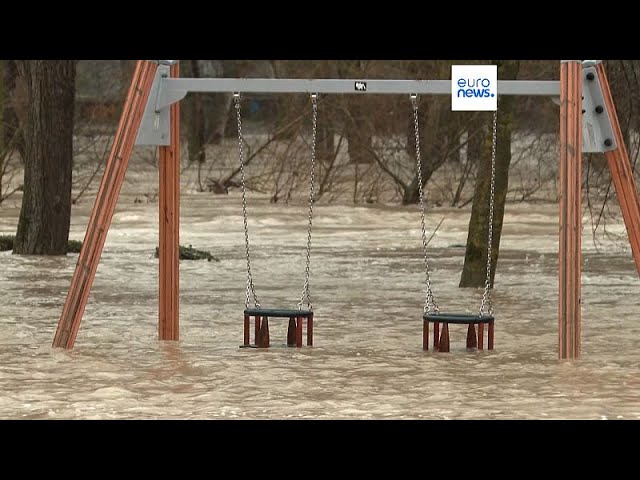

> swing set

[
  {"left": 235, "top": 92, "right": 317, "bottom": 348},
  {"left": 52, "top": 60, "right": 640, "bottom": 360}
]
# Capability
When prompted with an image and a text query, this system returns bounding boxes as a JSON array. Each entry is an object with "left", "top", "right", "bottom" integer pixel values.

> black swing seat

[
  {"left": 242, "top": 308, "right": 314, "bottom": 349},
  {"left": 422, "top": 312, "right": 495, "bottom": 351},
  {"left": 244, "top": 308, "right": 313, "bottom": 318},
  {"left": 423, "top": 313, "right": 494, "bottom": 324}
]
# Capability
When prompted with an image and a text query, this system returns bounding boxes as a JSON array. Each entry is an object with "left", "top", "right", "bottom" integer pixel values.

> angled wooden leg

[
  {"left": 597, "top": 64, "right": 640, "bottom": 277},
  {"left": 478, "top": 323, "right": 484, "bottom": 350},
  {"left": 52, "top": 61, "right": 158, "bottom": 349}
]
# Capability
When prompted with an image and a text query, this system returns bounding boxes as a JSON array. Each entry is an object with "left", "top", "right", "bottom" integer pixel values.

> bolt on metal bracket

[{"left": 582, "top": 64, "right": 617, "bottom": 153}]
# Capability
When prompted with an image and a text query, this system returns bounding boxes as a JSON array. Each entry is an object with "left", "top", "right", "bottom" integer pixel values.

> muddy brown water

[{"left": 1, "top": 186, "right": 639, "bottom": 419}]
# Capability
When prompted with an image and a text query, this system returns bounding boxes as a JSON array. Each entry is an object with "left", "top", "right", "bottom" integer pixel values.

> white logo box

[{"left": 451, "top": 65, "right": 498, "bottom": 111}]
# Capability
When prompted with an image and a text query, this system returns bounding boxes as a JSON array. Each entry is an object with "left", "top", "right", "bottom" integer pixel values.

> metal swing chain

[
  {"left": 411, "top": 94, "right": 439, "bottom": 314},
  {"left": 479, "top": 108, "right": 499, "bottom": 317},
  {"left": 234, "top": 93, "right": 260, "bottom": 309},
  {"left": 298, "top": 93, "right": 318, "bottom": 310}
]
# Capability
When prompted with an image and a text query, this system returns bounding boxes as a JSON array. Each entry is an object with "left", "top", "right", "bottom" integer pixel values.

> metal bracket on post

[
  {"left": 582, "top": 62, "right": 617, "bottom": 153},
  {"left": 135, "top": 64, "right": 172, "bottom": 146},
  {"left": 135, "top": 61, "right": 189, "bottom": 146}
]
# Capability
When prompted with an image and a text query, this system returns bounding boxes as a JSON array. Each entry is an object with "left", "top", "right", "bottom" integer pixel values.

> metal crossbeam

[
  {"left": 155, "top": 78, "right": 560, "bottom": 113},
  {"left": 162, "top": 78, "right": 559, "bottom": 101},
  {"left": 136, "top": 65, "right": 562, "bottom": 146}
]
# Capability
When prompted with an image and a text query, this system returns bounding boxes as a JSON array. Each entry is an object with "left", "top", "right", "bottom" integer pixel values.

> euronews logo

[
  {"left": 451, "top": 65, "right": 497, "bottom": 111},
  {"left": 457, "top": 78, "right": 495, "bottom": 98}
]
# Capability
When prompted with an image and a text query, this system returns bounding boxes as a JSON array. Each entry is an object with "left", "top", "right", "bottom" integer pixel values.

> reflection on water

[{"left": 1, "top": 192, "right": 639, "bottom": 419}]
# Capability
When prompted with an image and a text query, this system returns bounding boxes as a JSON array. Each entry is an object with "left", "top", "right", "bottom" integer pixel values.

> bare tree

[
  {"left": 584, "top": 60, "right": 640, "bottom": 247},
  {"left": 459, "top": 60, "right": 520, "bottom": 288},
  {"left": 12, "top": 60, "right": 76, "bottom": 255},
  {"left": 1, "top": 60, "right": 22, "bottom": 205}
]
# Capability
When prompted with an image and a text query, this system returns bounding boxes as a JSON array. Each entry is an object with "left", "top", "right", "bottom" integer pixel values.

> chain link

[
  {"left": 479, "top": 108, "right": 499, "bottom": 316},
  {"left": 234, "top": 93, "right": 260, "bottom": 309},
  {"left": 298, "top": 94, "right": 318, "bottom": 310},
  {"left": 411, "top": 94, "right": 439, "bottom": 314}
]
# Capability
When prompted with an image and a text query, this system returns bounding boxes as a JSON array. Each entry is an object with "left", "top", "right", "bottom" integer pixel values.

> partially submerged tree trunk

[
  {"left": 459, "top": 60, "right": 520, "bottom": 288},
  {"left": 13, "top": 60, "right": 76, "bottom": 255}
]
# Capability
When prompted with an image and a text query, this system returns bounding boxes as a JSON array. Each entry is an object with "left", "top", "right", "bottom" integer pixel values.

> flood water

[{"left": 1, "top": 170, "right": 639, "bottom": 420}]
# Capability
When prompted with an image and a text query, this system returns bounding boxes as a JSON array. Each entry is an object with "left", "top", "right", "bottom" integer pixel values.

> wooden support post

[
  {"left": 558, "top": 60, "right": 582, "bottom": 360},
  {"left": 433, "top": 322, "right": 439, "bottom": 351},
  {"left": 52, "top": 61, "right": 158, "bottom": 349},
  {"left": 159, "top": 62, "right": 181, "bottom": 341},
  {"left": 478, "top": 323, "right": 484, "bottom": 350},
  {"left": 597, "top": 64, "right": 640, "bottom": 276}
]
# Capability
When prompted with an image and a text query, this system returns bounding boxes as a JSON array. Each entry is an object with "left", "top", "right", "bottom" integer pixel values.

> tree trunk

[
  {"left": 459, "top": 61, "right": 520, "bottom": 288},
  {"left": 13, "top": 60, "right": 76, "bottom": 255},
  {"left": 344, "top": 99, "right": 375, "bottom": 165},
  {"left": 402, "top": 99, "right": 444, "bottom": 205}
]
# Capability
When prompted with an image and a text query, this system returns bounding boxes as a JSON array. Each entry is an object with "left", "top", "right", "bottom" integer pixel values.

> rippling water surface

[{"left": 1, "top": 182, "right": 639, "bottom": 419}]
